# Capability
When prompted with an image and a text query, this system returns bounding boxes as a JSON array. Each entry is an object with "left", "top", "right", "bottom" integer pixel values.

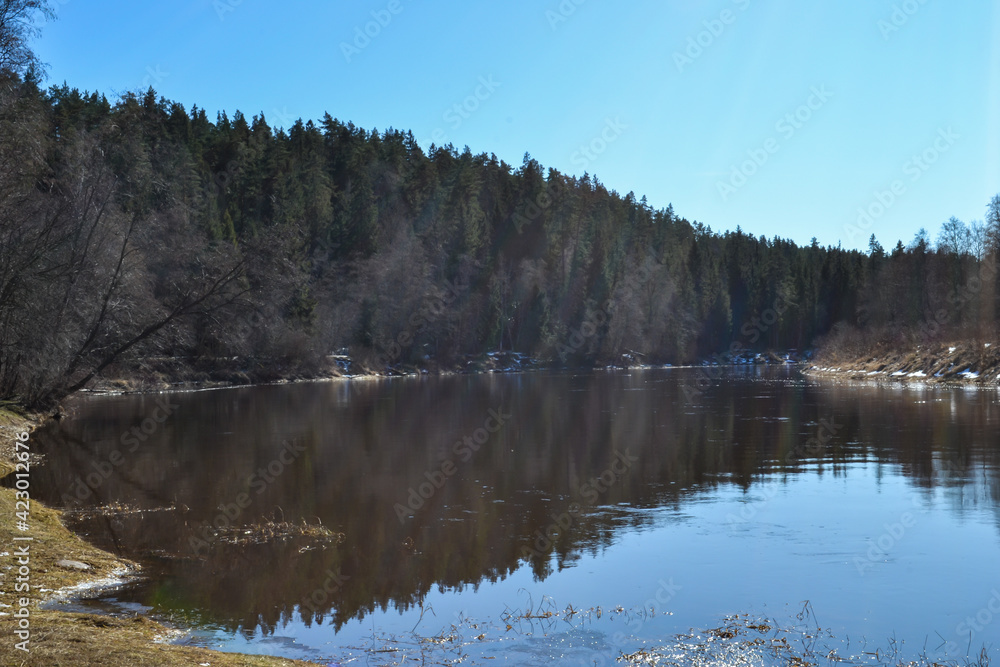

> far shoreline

[
  {"left": 71, "top": 353, "right": 805, "bottom": 402},
  {"left": 56, "top": 342, "right": 1000, "bottom": 411}
]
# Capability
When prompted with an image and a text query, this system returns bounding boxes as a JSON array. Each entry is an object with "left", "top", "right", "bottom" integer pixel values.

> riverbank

[
  {"left": 805, "top": 340, "right": 1000, "bottom": 386},
  {"left": 82, "top": 348, "right": 803, "bottom": 398},
  {"left": 80, "top": 350, "right": 538, "bottom": 396},
  {"left": 0, "top": 408, "right": 320, "bottom": 666}
]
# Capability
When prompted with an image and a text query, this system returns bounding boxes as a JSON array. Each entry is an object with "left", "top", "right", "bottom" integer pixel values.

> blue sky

[{"left": 34, "top": 0, "right": 1000, "bottom": 251}]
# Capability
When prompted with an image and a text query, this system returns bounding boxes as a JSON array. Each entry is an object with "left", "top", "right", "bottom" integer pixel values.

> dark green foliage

[{"left": 3, "top": 77, "right": 1000, "bottom": 407}]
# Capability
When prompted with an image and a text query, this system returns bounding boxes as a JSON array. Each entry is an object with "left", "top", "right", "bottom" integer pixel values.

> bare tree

[
  {"left": 987, "top": 194, "right": 1000, "bottom": 257},
  {"left": 969, "top": 219, "right": 988, "bottom": 262},
  {"left": 489, "top": 260, "right": 514, "bottom": 352},
  {"left": 0, "top": 81, "right": 58, "bottom": 397},
  {"left": 0, "top": 105, "right": 248, "bottom": 407},
  {"left": 0, "top": 0, "right": 54, "bottom": 78},
  {"left": 937, "top": 216, "right": 970, "bottom": 255}
]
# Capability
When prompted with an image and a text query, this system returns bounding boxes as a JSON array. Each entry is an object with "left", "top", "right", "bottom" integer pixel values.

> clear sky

[{"left": 33, "top": 0, "right": 1000, "bottom": 251}]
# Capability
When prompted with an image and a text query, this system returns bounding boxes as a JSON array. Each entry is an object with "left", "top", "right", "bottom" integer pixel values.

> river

[{"left": 27, "top": 367, "right": 1000, "bottom": 665}]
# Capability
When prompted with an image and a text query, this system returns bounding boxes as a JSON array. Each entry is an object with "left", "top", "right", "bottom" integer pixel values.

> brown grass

[
  {"left": 3, "top": 610, "right": 317, "bottom": 666},
  {"left": 810, "top": 331, "right": 1000, "bottom": 385}
]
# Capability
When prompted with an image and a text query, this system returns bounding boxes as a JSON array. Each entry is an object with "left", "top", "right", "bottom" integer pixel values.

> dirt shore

[
  {"left": 805, "top": 340, "right": 1000, "bottom": 386},
  {"left": 0, "top": 408, "right": 321, "bottom": 667}
]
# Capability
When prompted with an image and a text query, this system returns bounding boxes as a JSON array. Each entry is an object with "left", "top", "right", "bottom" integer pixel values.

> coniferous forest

[
  {"left": 2, "top": 70, "right": 1000, "bottom": 408},
  {"left": 7, "top": 4, "right": 1000, "bottom": 667}
]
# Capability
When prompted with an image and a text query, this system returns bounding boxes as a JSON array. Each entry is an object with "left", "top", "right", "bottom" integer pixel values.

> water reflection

[{"left": 27, "top": 368, "right": 1000, "bottom": 641}]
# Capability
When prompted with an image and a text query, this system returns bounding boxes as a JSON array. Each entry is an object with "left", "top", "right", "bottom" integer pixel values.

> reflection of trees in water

[
  {"left": 812, "top": 382, "right": 1000, "bottom": 494},
  {"left": 26, "top": 369, "right": 1000, "bottom": 635}
]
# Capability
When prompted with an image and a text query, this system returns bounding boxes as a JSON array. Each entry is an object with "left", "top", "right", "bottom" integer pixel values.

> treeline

[
  {"left": 2, "top": 72, "right": 999, "bottom": 407},
  {"left": 826, "top": 218, "right": 1000, "bottom": 359}
]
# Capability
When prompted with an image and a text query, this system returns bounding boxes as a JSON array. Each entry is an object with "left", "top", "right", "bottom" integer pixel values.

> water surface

[{"left": 29, "top": 367, "right": 1000, "bottom": 665}]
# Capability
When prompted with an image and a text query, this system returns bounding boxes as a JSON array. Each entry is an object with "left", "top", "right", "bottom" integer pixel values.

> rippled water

[{"left": 27, "top": 367, "right": 1000, "bottom": 665}]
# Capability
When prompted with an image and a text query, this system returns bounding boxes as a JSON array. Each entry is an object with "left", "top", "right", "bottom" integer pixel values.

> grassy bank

[
  {"left": 0, "top": 408, "right": 320, "bottom": 667},
  {"left": 806, "top": 339, "right": 1000, "bottom": 385}
]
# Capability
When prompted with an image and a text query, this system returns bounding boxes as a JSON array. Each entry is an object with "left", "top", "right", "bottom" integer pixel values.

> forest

[{"left": 2, "top": 65, "right": 999, "bottom": 408}]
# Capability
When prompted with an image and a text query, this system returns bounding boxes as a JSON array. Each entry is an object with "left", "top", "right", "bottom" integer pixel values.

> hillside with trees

[
  {"left": 1, "top": 3, "right": 999, "bottom": 409},
  {"left": 2, "top": 72, "right": 1000, "bottom": 408}
]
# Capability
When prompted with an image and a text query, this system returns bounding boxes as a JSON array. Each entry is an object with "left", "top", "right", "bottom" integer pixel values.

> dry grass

[
  {"left": 0, "top": 410, "right": 323, "bottom": 667},
  {"left": 0, "top": 406, "right": 42, "bottom": 478},
  {"left": 0, "top": 482, "right": 131, "bottom": 592},
  {"left": 209, "top": 520, "right": 345, "bottom": 547},
  {"left": 810, "top": 337, "right": 1000, "bottom": 385},
  {"left": 3, "top": 610, "right": 317, "bottom": 666}
]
